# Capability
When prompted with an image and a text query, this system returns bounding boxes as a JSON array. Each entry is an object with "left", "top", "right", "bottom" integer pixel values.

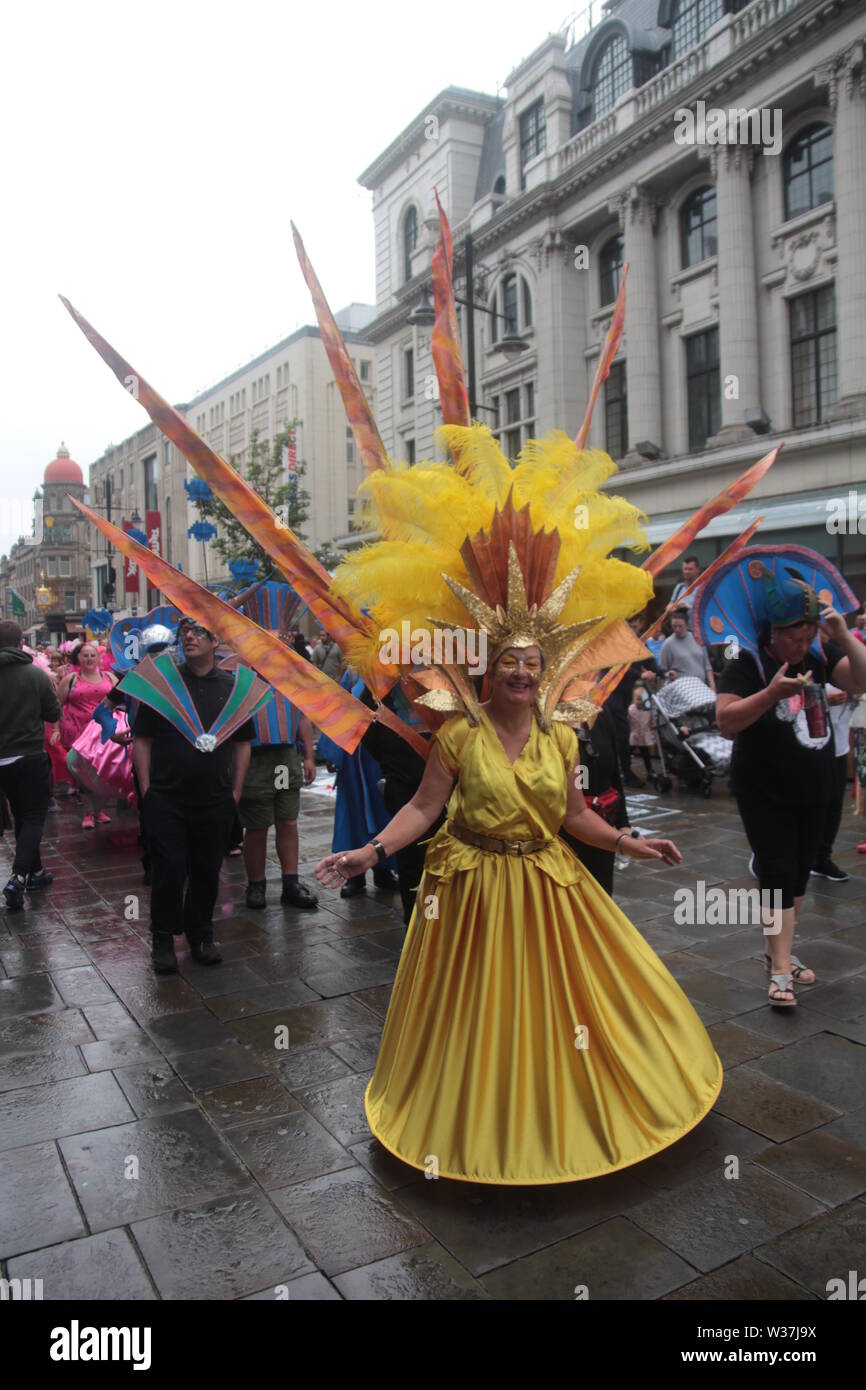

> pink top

[
  {"left": 60, "top": 671, "right": 114, "bottom": 748},
  {"left": 628, "top": 702, "right": 654, "bottom": 747}
]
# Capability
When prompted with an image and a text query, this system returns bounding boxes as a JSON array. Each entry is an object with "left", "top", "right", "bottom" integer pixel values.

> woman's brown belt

[{"left": 447, "top": 819, "right": 551, "bottom": 857}]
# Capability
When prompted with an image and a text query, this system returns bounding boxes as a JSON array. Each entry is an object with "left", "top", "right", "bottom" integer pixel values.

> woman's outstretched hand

[
  {"left": 315, "top": 845, "right": 377, "bottom": 887},
  {"left": 625, "top": 836, "right": 682, "bottom": 866}
]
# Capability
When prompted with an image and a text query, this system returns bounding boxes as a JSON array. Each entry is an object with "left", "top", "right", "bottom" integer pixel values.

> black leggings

[{"left": 735, "top": 787, "right": 824, "bottom": 909}]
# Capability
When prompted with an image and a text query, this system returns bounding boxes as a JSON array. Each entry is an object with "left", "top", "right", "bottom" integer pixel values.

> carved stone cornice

[
  {"left": 709, "top": 146, "right": 755, "bottom": 180},
  {"left": 815, "top": 38, "right": 866, "bottom": 110}
]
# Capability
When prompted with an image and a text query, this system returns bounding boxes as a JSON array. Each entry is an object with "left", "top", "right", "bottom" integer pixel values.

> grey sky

[{"left": 0, "top": 0, "right": 585, "bottom": 556}]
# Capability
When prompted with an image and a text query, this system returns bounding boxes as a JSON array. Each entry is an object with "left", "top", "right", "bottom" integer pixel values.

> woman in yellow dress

[{"left": 317, "top": 630, "right": 723, "bottom": 1186}]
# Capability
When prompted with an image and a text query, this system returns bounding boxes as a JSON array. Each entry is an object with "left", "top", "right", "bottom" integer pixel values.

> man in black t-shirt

[{"left": 132, "top": 620, "right": 253, "bottom": 974}]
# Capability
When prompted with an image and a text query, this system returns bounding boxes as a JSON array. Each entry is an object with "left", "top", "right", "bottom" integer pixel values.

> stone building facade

[
  {"left": 358, "top": 0, "right": 866, "bottom": 593},
  {"left": 0, "top": 445, "right": 92, "bottom": 641},
  {"left": 88, "top": 308, "right": 376, "bottom": 611}
]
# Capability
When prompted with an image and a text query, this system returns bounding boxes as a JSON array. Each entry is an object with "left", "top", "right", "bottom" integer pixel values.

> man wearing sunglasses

[{"left": 132, "top": 618, "right": 254, "bottom": 974}]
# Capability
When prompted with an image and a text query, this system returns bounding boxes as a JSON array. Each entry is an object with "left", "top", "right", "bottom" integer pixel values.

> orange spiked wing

[
  {"left": 641, "top": 446, "right": 781, "bottom": 579},
  {"left": 291, "top": 222, "right": 388, "bottom": 476},
  {"left": 58, "top": 295, "right": 394, "bottom": 698},
  {"left": 432, "top": 190, "right": 471, "bottom": 433},
  {"left": 575, "top": 263, "right": 629, "bottom": 451},
  {"left": 71, "top": 497, "right": 374, "bottom": 753}
]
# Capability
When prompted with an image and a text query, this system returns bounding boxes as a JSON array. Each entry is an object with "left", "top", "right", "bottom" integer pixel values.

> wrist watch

[{"left": 370, "top": 839, "right": 387, "bottom": 862}]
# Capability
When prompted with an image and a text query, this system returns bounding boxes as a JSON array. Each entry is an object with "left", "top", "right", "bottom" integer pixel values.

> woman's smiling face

[{"left": 491, "top": 645, "right": 543, "bottom": 706}]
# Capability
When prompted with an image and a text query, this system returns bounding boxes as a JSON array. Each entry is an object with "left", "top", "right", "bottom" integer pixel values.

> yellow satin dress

[{"left": 364, "top": 711, "right": 723, "bottom": 1185}]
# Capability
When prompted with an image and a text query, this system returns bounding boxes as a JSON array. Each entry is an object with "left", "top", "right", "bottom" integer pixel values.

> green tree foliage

[{"left": 193, "top": 423, "right": 310, "bottom": 578}]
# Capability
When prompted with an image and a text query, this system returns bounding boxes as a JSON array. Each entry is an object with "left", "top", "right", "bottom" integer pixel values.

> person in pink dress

[{"left": 53, "top": 642, "right": 117, "bottom": 828}]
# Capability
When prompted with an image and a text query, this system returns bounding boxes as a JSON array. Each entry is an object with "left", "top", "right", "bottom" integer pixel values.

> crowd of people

[{"left": 1, "top": 553, "right": 865, "bottom": 1020}]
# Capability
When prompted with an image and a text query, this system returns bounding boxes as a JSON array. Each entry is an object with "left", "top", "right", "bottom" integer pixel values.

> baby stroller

[{"left": 649, "top": 676, "right": 731, "bottom": 798}]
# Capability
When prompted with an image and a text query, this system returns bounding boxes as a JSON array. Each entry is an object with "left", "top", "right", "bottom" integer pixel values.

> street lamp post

[{"left": 409, "top": 229, "right": 528, "bottom": 421}]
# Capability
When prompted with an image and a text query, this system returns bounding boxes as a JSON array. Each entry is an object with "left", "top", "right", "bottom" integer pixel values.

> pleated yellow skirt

[{"left": 365, "top": 853, "right": 723, "bottom": 1185}]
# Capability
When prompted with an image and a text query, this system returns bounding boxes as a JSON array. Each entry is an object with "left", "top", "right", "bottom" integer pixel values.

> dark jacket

[{"left": 0, "top": 648, "right": 61, "bottom": 758}]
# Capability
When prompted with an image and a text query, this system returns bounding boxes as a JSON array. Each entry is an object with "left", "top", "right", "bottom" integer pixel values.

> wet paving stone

[
  {"left": 275, "top": 1046, "right": 353, "bottom": 1092},
  {"left": 132, "top": 1189, "right": 313, "bottom": 1299},
  {"left": 706, "top": 1021, "right": 784, "bottom": 1069},
  {"left": 302, "top": 960, "right": 397, "bottom": 999},
  {"left": 170, "top": 1041, "right": 269, "bottom": 1090},
  {"left": 247, "top": 947, "right": 351, "bottom": 984},
  {"left": 242, "top": 1271, "right": 342, "bottom": 1300},
  {"left": 823, "top": 1104, "right": 866, "bottom": 1151},
  {"left": 334, "top": 1242, "right": 490, "bottom": 1300},
  {"left": 0, "top": 1071, "right": 134, "bottom": 1152},
  {"left": 0, "top": 942, "right": 90, "bottom": 977},
  {"left": 229, "top": 996, "right": 377, "bottom": 1053},
  {"left": 758, "top": 1199, "right": 866, "bottom": 1297},
  {"left": 751, "top": 1129, "right": 866, "bottom": 1206},
  {"left": 271, "top": 1166, "right": 429, "bottom": 1276},
  {"left": 0, "top": 1008, "right": 95, "bottom": 1054},
  {"left": 113, "top": 1063, "right": 195, "bottom": 1118},
  {"left": 480, "top": 1217, "right": 694, "bottom": 1300},
  {"left": 0, "top": 973, "right": 65, "bottom": 1021},
  {"left": 205, "top": 979, "right": 320, "bottom": 1021},
  {"left": 197, "top": 1075, "right": 298, "bottom": 1128},
  {"left": 679, "top": 970, "right": 768, "bottom": 1017},
  {"left": 7, "top": 1228, "right": 157, "bottom": 1300},
  {"left": 348, "top": 1138, "right": 421, "bottom": 1191},
  {"left": 330, "top": 1035, "right": 382, "bottom": 1072},
  {"left": 80, "top": 1002, "right": 143, "bottom": 1041},
  {"left": 713, "top": 1064, "right": 842, "bottom": 1141},
  {"left": 118, "top": 977, "right": 202, "bottom": 1020},
  {"left": 80, "top": 1036, "right": 164, "bottom": 1072},
  {"left": 745, "top": 1032, "right": 866, "bottom": 1113},
  {"left": 0, "top": 1046, "right": 88, "bottom": 1093},
  {"left": 350, "top": 985, "right": 394, "bottom": 1020},
  {"left": 0, "top": 1141, "right": 86, "bottom": 1258},
  {"left": 59, "top": 1109, "right": 254, "bottom": 1230},
  {"left": 51, "top": 967, "right": 115, "bottom": 1008},
  {"left": 663, "top": 1254, "right": 817, "bottom": 1300},
  {"left": 633, "top": 1111, "right": 770, "bottom": 1194},
  {"left": 145, "top": 1009, "right": 236, "bottom": 1056},
  {"left": 225, "top": 1110, "right": 353, "bottom": 1189},
  {"left": 295, "top": 1071, "right": 374, "bottom": 1149},
  {"left": 397, "top": 1167, "right": 653, "bottom": 1276},
  {"left": 175, "top": 961, "right": 269, "bottom": 1000},
  {"left": 629, "top": 1162, "right": 826, "bottom": 1273},
  {"left": 798, "top": 975, "right": 866, "bottom": 1021},
  {"left": 330, "top": 936, "right": 396, "bottom": 965}
]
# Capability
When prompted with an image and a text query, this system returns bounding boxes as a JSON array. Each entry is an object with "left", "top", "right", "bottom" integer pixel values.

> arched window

[
  {"left": 402, "top": 206, "right": 418, "bottom": 283},
  {"left": 493, "top": 174, "right": 506, "bottom": 196},
  {"left": 490, "top": 274, "right": 532, "bottom": 344},
  {"left": 593, "top": 35, "right": 632, "bottom": 120},
  {"left": 680, "top": 186, "right": 718, "bottom": 268},
  {"left": 784, "top": 123, "right": 833, "bottom": 221},
  {"left": 599, "top": 235, "right": 624, "bottom": 306},
  {"left": 671, "top": 0, "right": 724, "bottom": 60}
]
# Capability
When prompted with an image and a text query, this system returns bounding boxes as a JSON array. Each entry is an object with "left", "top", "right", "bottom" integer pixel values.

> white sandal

[
  {"left": 764, "top": 953, "right": 815, "bottom": 985},
  {"left": 768, "top": 972, "right": 796, "bottom": 1009}
]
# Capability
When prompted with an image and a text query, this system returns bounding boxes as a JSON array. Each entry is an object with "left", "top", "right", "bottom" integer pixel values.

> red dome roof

[{"left": 44, "top": 442, "right": 83, "bottom": 485}]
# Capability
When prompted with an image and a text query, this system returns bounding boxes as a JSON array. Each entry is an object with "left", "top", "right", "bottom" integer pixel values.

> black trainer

[
  {"left": 811, "top": 860, "right": 849, "bottom": 882},
  {"left": 373, "top": 868, "right": 400, "bottom": 893},
  {"left": 340, "top": 874, "right": 366, "bottom": 899},
  {"left": 26, "top": 870, "right": 53, "bottom": 891},
  {"left": 190, "top": 938, "right": 222, "bottom": 966},
  {"left": 281, "top": 879, "right": 318, "bottom": 910},
  {"left": 245, "top": 880, "right": 267, "bottom": 910},
  {"left": 3, "top": 876, "right": 26, "bottom": 912},
  {"left": 151, "top": 933, "right": 178, "bottom": 974}
]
